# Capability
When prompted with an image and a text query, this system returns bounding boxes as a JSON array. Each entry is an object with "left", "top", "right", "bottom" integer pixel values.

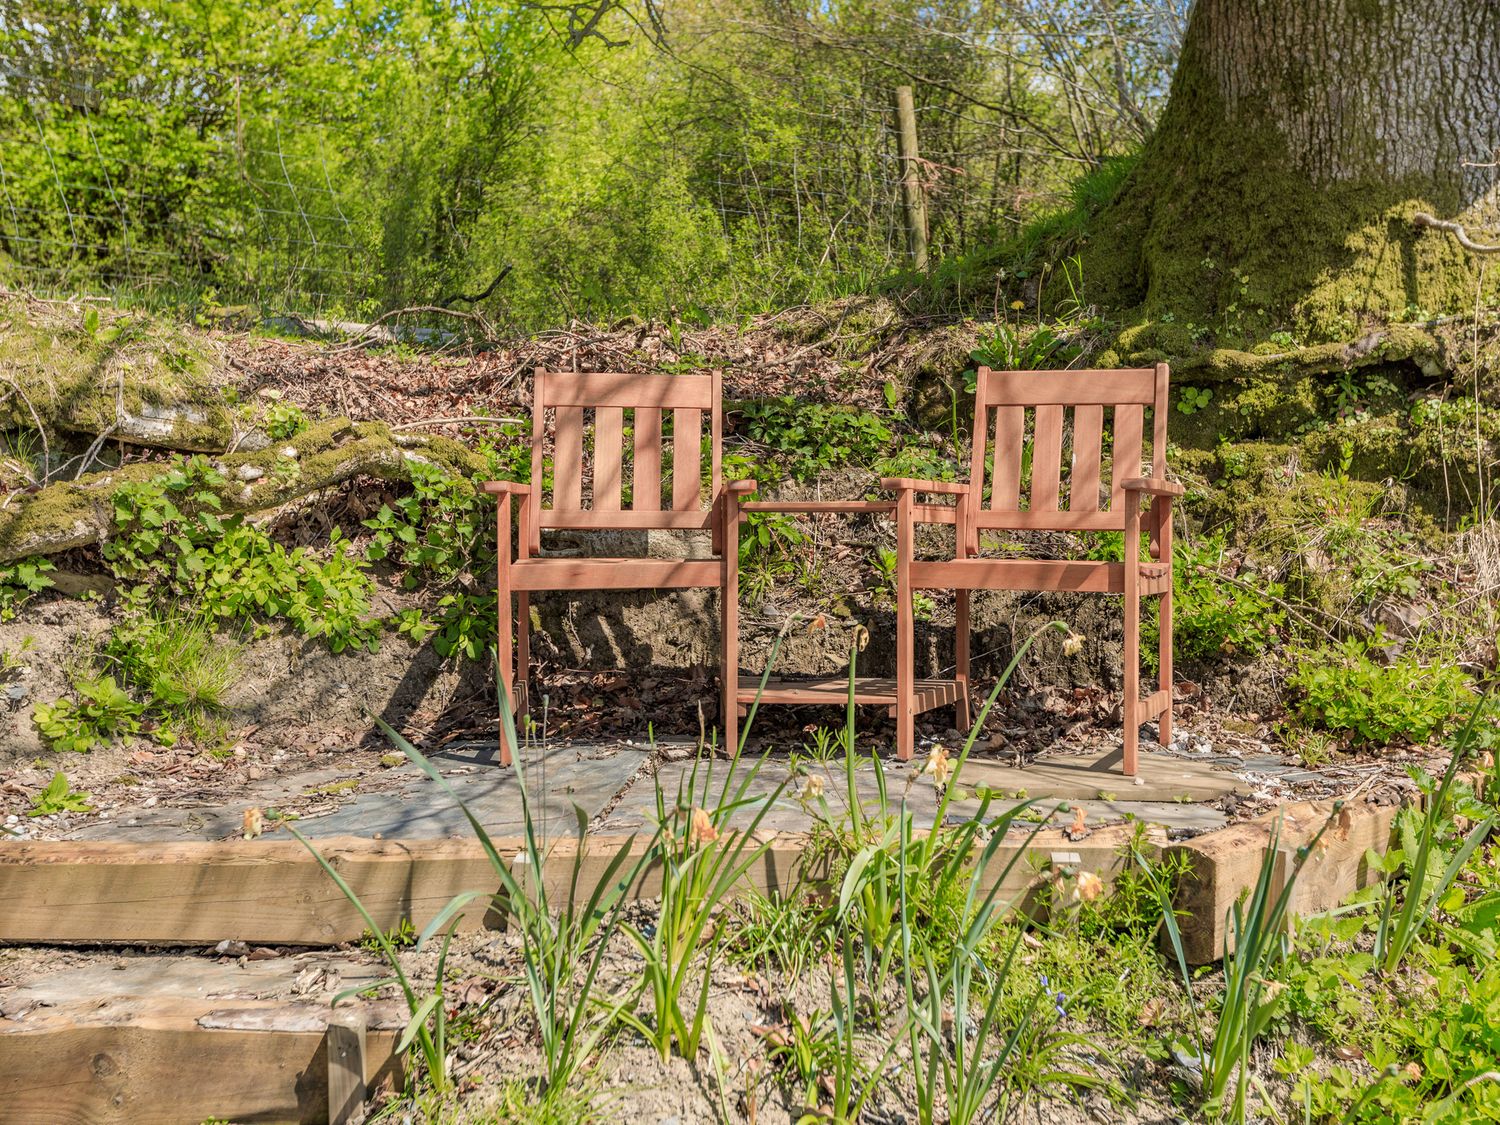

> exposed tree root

[{"left": 0, "top": 418, "right": 489, "bottom": 564}]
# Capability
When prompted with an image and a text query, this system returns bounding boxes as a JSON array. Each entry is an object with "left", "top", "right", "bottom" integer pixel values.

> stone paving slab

[
  {"left": 602, "top": 751, "right": 1229, "bottom": 835},
  {"left": 70, "top": 744, "right": 649, "bottom": 842}
]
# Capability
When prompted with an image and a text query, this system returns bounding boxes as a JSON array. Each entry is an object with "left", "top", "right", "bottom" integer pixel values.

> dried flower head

[
  {"left": 922, "top": 745, "right": 953, "bottom": 787},
  {"left": 242, "top": 807, "right": 264, "bottom": 840},
  {"left": 1076, "top": 870, "right": 1104, "bottom": 902},
  {"left": 800, "top": 774, "right": 825, "bottom": 800},
  {"left": 1062, "top": 631, "right": 1085, "bottom": 657},
  {"left": 687, "top": 806, "right": 719, "bottom": 847}
]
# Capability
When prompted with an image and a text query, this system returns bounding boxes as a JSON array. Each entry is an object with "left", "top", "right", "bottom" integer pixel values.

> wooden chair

[
  {"left": 482, "top": 368, "right": 754, "bottom": 765},
  {"left": 882, "top": 363, "right": 1180, "bottom": 776}
]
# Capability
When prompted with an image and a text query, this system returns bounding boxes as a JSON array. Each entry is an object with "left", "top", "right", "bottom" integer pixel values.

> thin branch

[
  {"left": 390, "top": 416, "right": 525, "bottom": 431},
  {"left": 1413, "top": 212, "right": 1500, "bottom": 254}
]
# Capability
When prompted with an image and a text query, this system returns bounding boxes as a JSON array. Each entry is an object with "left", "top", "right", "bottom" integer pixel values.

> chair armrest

[
  {"left": 727, "top": 479, "right": 759, "bottom": 494},
  {"left": 1121, "top": 477, "right": 1184, "bottom": 498},
  {"left": 480, "top": 480, "right": 532, "bottom": 495},
  {"left": 880, "top": 477, "right": 971, "bottom": 496}
]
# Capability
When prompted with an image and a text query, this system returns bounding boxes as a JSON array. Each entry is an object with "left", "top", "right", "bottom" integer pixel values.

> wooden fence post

[{"left": 895, "top": 85, "right": 929, "bottom": 271}]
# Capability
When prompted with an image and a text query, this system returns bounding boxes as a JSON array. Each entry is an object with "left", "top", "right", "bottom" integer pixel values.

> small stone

[
  {"left": 235, "top": 465, "right": 265, "bottom": 482},
  {"left": 280, "top": 445, "right": 299, "bottom": 459}
]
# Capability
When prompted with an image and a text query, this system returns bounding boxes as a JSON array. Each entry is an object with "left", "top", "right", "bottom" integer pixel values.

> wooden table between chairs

[{"left": 731, "top": 498, "right": 966, "bottom": 732}]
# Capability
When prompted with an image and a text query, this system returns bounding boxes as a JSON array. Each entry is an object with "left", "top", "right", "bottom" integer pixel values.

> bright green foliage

[
  {"left": 104, "top": 605, "right": 240, "bottom": 744},
  {"left": 362, "top": 457, "right": 503, "bottom": 659},
  {"left": 363, "top": 460, "right": 486, "bottom": 586},
  {"left": 33, "top": 675, "right": 144, "bottom": 752},
  {"left": 0, "top": 557, "right": 56, "bottom": 621},
  {"left": 1171, "top": 535, "right": 1285, "bottom": 662},
  {"left": 262, "top": 401, "right": 309, "bottom": 440},
  {"left": 103, "top": 456, "right": 380, "bottom": 653},
  {"left": 1288, "top": 639, "right": 1475, "bottom": 747},
  {"left": 739, "top": 398, "right": 894, "bottom": 482},
  {"left": 28, "top": 770, "right": 94, "bottom": 816}
]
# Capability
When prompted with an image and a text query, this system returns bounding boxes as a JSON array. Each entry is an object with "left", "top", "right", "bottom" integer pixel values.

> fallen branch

[
  {"left": 0, "top": 418, "right": 489, "bottom": 564},
  {"left": 330, "top": 305, "right": 496, "bottom": 354},
  {"left": 1413, "top": 212, "right": 1500, "bottom": 254},
  {"left": 389, "top": 416, "right": 525, "bottom": 431}
]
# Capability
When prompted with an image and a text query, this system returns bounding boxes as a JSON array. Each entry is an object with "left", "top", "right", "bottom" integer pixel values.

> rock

[
  {"left": 235, "top": 465, "right": 265, "bottom": 482},
  {"left": 280, "top": 445, "right": 299, "bottom": 459}
]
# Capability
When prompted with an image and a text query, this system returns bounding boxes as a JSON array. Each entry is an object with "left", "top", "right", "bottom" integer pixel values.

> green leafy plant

[
  {"left": 739, "top": 397, "right": 893, "bottom": 481},
  {"left": 1288, "top": 638, "right": 1474, "bottom": 747},
  {"left": 104, "top": 604, "right": 240, "bottom": 744},
  {"left": 33, "top": 675, "right": 145, "bottom": 752},
  {"left": 1170, "top": 535, "right": 1285, "bottom": 662},
  {"left": 28, "top": 770, "right": 94, "bottom": 816},
  {"left": 1153, "top": 808, "right": 1339, "bottom": 1123},
  {"left": 104, "top": 457, "right": 380, "bottom": 654},
  {"left": 262, "top": 400, "right": 309, "bottom": 440},
  {"left": 1177, "top": 385, "right": 1212, "bottom": 414},
  {"left": 0, "top": 557, "right": 55, "bottom": 621},
  {"left": 620, "top": 739, "right": 788, "bottom": 1062},
  {"left": 1370, "top": 695, "right": 1495, "bottom": 972}
]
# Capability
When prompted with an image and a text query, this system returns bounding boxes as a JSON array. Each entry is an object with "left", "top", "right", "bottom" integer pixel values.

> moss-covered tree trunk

[{"left": 1087, "top": 0, "right": 1500, "bottom": 344}]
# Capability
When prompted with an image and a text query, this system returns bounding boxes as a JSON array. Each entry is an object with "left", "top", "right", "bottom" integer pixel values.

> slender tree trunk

[{"left": 1085, "top": 0, "right": 1500, "bottom": 344}]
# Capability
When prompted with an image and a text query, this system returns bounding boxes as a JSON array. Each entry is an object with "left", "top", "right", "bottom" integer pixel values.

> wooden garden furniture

[
  {"left": 482, "top": 368, "right": 754, "bottom": 765},
  {"left": 882, "top": 363, "right": 1180, "bottom": 775}
]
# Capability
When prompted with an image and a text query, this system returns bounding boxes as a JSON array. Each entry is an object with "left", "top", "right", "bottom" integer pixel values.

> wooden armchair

[
  {"left": 482, "top": 368, "right": 753, "bottom": 765},
  {"left": 883, "top": 363, "right": 1179, "bottom": 775}
]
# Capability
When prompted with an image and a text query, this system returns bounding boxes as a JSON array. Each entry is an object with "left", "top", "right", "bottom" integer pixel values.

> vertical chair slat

[
  {"left": 1111, "top": 404, "right": 1144, "bottom": 512},
  {"left": 554, "top": 406, "right": 584, "bottom": 510},
  {"left": 672, "top": 407, "right": 702, "bottom": 510},
  {"left": 990, "top": 405, "right": 1024, "bottom": 510},
  {"left": 1030, "top": 404, "right": 1063, "bottom": 512},
  {"left": 633, "top": 407, "right": 662, "bottom": 510},
  {"left": 594, "top": 407, "right": 623, "bottom": 511},
  {"left": 1071, "top": 404, "right": 1103, "bottom": 511}
]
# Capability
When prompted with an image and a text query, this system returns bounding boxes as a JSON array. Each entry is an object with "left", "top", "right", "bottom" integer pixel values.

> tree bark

[{"left": 1084, "top": 0, "right": 1500, "bottom": 345}]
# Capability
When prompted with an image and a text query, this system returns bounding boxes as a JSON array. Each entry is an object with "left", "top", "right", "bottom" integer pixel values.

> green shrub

[
  {"left": 739, "top": 397, "right": 893, "bottom": 481},
  {"left": 1288, "top": 639, "right": 1474, "bottom": 747},
  {"left": 0, "top": 557, "right": 55, "bottom": 621},
  {"left": 104, "top": 456, "right": 380, "bottom": 653},
  {"left": 33, "top": 675, "right": 144, "bottom": 752},
  {"left": 1172, "top": 534, "right": 1285, "bottom": 662}
]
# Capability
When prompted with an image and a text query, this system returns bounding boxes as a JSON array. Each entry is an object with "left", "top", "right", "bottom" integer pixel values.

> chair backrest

[
  {"left": 528, "top": 368, "right": 723, "bottom": 549},
  {"left": 968, "top": 364, "right": 1169, "bottom": 531}
]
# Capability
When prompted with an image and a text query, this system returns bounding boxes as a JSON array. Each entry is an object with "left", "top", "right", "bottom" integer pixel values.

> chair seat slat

[
  {"left": 594, "top": 407, "right": 623, "bottom": 510},
  {"left": 1031, "top": 404, "right": 1063, "bottom": 511},
  {"left": 672, "top": 408, "right": 702, "bottom": 510},
  {"left": 989, "top": 406, "right": 1024, "bottom": 510},
  {"left": 634, "top": 408, "right": 662, "bottom": 511},
  {"left": 1071, "top": 404, "right": 1104, "bottom": 511},
  {"left": 554, "top": 406, "right": 584, "bottom": 509}
]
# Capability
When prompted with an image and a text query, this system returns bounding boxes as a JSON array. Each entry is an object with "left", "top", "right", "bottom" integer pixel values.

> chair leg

[
  {"left": 516, "top": 593, "right": 531, "bottom": 729},
  {"left": 954, "top": 591, "right": 972, "bottom": 731},
  {"left": 895, "top": 491, "right": 916, "bottom": 761},
  {"left": 1157, "top": 586, "right": 1173, "bottom": 750},
  {"left": 719, "top": 494, "right": 742, "bottom": 757},
  {"left": 497, "top": 589, "right": 515, "bottom": 769},
  {"left": 1122, "top": 587, "right": 1140, "bottom": 778},
  {"left": 1121, "top": 499, "right": 1142, "bottom": 777},
  {"left": 722, "top": 577, "right": 739, "bottom": 758}
]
